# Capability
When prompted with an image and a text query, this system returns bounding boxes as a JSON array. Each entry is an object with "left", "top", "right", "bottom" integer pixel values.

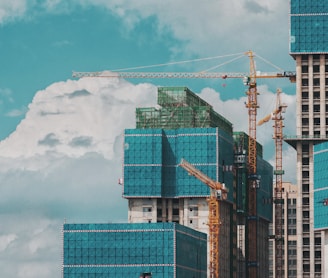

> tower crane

[
  {"left": 258, "top": 88, "right": 286, "bottom": 278},
  {"left": 73, "top": 50, "right": 296, "bottom": 278},
  {"left": 179, "top": 158, "right": 228, "bottom": 278}
]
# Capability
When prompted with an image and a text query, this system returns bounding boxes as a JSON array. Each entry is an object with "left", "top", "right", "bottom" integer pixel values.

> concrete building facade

[
  {"left": 269, "top": 182, "right": 298, "bottom": 278},
  {"left": 287, "top": 1, "right": 328, "bottom": 276}
]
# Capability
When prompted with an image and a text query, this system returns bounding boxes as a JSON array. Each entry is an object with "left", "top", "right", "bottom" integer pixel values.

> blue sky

[
  {"left": 0, "top": 0, "right": 296, "bottom": 139},
  {"left": 0, "top": 1, "right": 298, "bottom": 277},
  {"left": 0, "top": 5, "right": 177, "bottom": 138}
]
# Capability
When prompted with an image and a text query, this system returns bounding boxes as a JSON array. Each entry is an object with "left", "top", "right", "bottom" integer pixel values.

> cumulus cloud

[{"left": 0, "top": 77, "right": 157, "bottom": 278}]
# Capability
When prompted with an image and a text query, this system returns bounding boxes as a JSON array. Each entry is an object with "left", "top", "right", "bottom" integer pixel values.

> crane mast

[
  {"left": 258, "top": 88, "right": 286, "bottom": 278},
  {"left": 244, "top": 50, "right": 260, "bottom": 278},
  {"left": 179, "top": 158, "right": 228, "bottom": 278}
]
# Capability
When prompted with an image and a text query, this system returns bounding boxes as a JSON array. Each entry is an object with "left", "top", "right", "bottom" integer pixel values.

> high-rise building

[
  {"left": 287, "top": 1, "right": 328, "bottom": 277},
  {"left": 269, "top": 182, "right": 298, "bottom": 278}
]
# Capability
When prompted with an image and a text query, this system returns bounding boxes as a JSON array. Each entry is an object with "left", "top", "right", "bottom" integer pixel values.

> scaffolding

[{"left": 136, "top": 87, "right": 233, "bottom": 135}]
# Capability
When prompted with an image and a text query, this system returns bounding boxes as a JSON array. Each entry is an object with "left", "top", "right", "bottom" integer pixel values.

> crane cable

[{"left": 111, "top": 52, "right": 245, "bottom": 72}]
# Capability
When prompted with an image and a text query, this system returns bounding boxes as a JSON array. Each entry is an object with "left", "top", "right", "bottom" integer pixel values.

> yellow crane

[
  {"left": 258, "top": 88, "right": 286, "bottom": 278},
  {"left": 179, "top": 158, "right": 228, "bottom": 278},
  {"left": 73, "top": 51, "right": 295, "bottom": 278}
]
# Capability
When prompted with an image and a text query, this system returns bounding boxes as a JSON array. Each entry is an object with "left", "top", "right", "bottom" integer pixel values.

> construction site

[{"left": 63, "top": 1, "right": 328, "bottom": 277}]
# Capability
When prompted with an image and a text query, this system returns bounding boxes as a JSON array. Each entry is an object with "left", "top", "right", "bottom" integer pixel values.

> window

[
  {"left": 303, "top": 238, "right": 310, "bottom": 246},
  {"left": 302, "top": 65, "right": 308, "bottom": 72},
  {"left": 288, "top": 218, "right": 297, "bottom": 225},
  {"left": 289, "top": 240, "right": 296, "bottom": 246},
  {"left": 302, "top": 144, "right": 309, "bottom": 152},
  {"left": 172, "top": 208, "right": 179, "bottom": 216},
  {"left": 303, "top": 251, "right": 310, "bottom": 258},
  {"left": 302, "top": 171, "right": 309, "bottom": 178},
  {"left": 314, "top": 118, "right": 320, "bottom": 125},
  {"left": 302, "top": 157, "right": 309, "bottom": 165},
  {"left": 302, "top": 91, "right": 308, "bottom": 99},
  {"left": 288, "top": 228, "right": 296, "bottom": 235},
  {"left": 313, "top": 54, "right": 320, "bottom": 60},
  {"left": 288, "top": 249, "right": 297, "bottom": 255},
  {"left": 313, "top": 105, "right": 320, "bottom": 112},
  {"left": 313, "top": 65, "right": 320, "bottom": 72},
  {"left": 315, "top": 264, "right": 321, "bottom": 273},
  {"left": 314, "top": 91, "right": 320, "bottom": 99},
  {"left": 302, "top": 105, "right": 309, "bottom": 112},
  {"left": 314, "top": 78, "right": 320, "bottom": 86},
  {"left": 302, "top": 79, "right": 309, "bottom": 86},
  {"left": 315, "top": 237, "right": 321, "bottom": 246},
  {"left": 302, "top": 183, "right": 309, "bottom": 193},
  {"left": 302, "top": 118, "right": 309, "bottom": 125},
  {"left": 303, "top": 197, "right": 310, "bottom": 205},
  {"left": 303, "top": 224, "right": 310, "bottom": 233}
]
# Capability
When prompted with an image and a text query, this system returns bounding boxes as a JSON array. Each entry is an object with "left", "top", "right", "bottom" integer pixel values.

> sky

[{"left": 0, "top": 1, "right": 298, "bottom": 277}]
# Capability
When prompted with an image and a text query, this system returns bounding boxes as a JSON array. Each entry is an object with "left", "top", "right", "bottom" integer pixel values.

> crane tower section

[{"left": 179, "top": 158, "right": 228, "bottom": 278}]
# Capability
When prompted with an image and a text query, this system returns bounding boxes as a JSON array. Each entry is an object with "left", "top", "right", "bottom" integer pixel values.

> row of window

[
  {"left": 302, "top": 65, "right": 328, "bottom": 73},
  {"left": 301, "top": 118, "right": 328, "bottom": 126},
  {"left": 302, "top": 90, "right": 328, "bottom": 99},
  {"left": 301, "top": 78, "right": 328, "bottom": 87},
  {"left": 301, "top": 54, "right": 328, "bottom": 61},
  {"left": 302, "top": 104, "right": 328, "bottom": 113}
]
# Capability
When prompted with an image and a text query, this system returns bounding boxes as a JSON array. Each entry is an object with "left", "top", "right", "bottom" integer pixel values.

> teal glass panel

[
  {"left": 290, "top": 1, "right": 328, "bottom": 53},
  {"left": 314, "top": 142, "right": 328, "bottom": 229},
  {"left": 63, "top": 223, "right": 207, "bottom": 278}
]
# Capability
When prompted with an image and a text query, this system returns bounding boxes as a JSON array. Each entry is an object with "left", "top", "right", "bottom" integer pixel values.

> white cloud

[
  {"left": 0, "top": 77, "right": 157, "bottom": 160},
  {"left": 80, "top": 0, "right": 293, "bottom": 69},
  {"left": 6, "top": 107, "right": 27, "bottom": 117},
  {"left": 0, "top": 234, "right": 17, "bottom": 252},
  {"left": 0, "top": 0, "right": 26, "bottom": 23}
]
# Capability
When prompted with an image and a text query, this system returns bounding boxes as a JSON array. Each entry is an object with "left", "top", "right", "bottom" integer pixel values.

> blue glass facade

[
  {"left": 313, "top": 142, "right": 328, "bottom": 230},
  {"left": 63, "top": 222, "right": 207, "bottom": 278},
  {"left": 290, "top": 0, "right": 328, "bottom": 53},
  {"left": 123, "top": 127, "right": 235, "bottom": 201},
  {"left": 233, "top": 132, "right": 273, "bottom": 222},
  {"left": 257, "top": 157, "right": 274, "bottom": 222}
]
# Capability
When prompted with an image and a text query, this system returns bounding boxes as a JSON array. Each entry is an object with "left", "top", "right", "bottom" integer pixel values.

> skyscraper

[{"left": 287, "top": 1, "right": 328, "bottom": 277}]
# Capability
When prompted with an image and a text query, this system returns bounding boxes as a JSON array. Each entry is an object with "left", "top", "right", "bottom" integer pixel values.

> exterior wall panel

[{"left": 63, "top": 223, "right": 207, "bottom": 278}]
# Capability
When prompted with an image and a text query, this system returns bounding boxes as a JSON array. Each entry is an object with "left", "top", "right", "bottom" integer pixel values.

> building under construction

[
  {"left": 63, "top": 86, "right": 273, "bottom": 277},
  {"left": 124, "top": 87, "right": 273, "bottom": 277}
]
